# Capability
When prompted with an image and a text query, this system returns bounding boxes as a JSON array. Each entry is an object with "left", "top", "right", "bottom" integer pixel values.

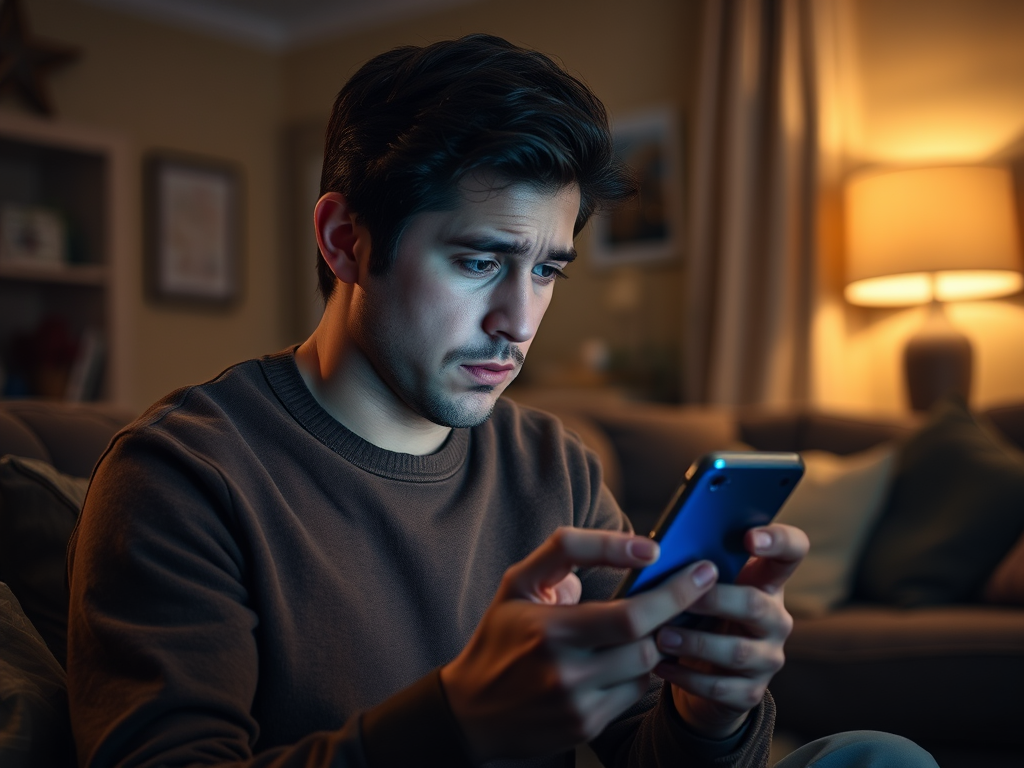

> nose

[{"left": 481, "top": 270, "right": 543, "bottom": 343}]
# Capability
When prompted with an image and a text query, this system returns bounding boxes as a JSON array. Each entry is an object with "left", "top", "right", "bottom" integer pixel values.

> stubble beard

[
  {"left": 366, "top": 323, "right": 526, "bottom": 429},
  {"left": 418, "top": 340, "right": 526, "bottom": 428}
]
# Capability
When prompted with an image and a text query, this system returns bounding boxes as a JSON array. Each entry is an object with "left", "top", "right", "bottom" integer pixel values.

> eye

[
  {"left": 532, "top": 263, "right": 568, "bottom": 282},
  {"left": 459, "top": 258, "right": 500, "bottom": 276}
]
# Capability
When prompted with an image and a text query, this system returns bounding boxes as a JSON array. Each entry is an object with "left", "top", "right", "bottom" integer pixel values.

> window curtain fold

[{"left": 685, "top": 0, "right": 818, "bottom": 406}]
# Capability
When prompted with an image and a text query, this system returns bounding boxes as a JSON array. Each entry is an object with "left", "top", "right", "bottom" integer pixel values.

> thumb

[{"left": 500, "top": 527, "right": 659, "bottom": 602}]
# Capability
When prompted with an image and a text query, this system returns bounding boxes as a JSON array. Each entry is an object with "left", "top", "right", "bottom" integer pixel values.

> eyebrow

[{"left": 448, "top": 236, "right": 577, "bottom": 263}]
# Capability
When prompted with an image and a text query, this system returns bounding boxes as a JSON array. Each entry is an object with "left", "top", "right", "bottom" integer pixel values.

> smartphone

[{"left": 612, "top": 451, "right": 804, "bottom": 603}]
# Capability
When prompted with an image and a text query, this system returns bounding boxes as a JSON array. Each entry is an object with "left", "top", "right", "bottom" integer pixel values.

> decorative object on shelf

[
  {"left": 144, "top": 151, "right": 243, "bottom": 306},
  {"left": 0, "top": 0, "right": 80, "bottom": 116},
  {"left": 844, "top": 166, "right": 1024, "bottom": 411},
  {"left": 0, "top": 204, "right": 66, "bottom": 266},
  {"left": 589, "top": 106, "right": 680, "bottom": 269},
  {"left": 4, "top": 314, "right": 79, "bottom": 399},
  {"left": 64, "top": 326, "right": 104, "bottom": 402}
]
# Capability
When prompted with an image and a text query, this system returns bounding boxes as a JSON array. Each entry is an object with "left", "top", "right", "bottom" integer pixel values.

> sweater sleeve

[
  {"left": 66, "top": 427, "right": 471, "bottom": 768},
  {"left": 573, "top": 439, "right": 775, "bottom": 768}
]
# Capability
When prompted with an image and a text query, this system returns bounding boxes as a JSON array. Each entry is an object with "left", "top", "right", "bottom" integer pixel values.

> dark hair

[{"left": 316, "top": 33, "right": 636, "bottom": 301}]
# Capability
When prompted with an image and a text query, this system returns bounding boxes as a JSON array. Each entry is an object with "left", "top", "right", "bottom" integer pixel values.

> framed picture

[
  {"left": 144, "top": 152, "right": 242, "bottom": 305},
  {"left": 590, "top": 106, "right": 681, "bottom": 269}
]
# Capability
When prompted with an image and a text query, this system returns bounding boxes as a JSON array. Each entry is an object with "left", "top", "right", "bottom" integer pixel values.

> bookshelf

[{"left": 0, "top": 112, "right": 130, "bottom": 403}]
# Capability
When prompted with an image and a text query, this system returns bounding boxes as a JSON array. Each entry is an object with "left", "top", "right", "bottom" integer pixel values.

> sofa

[
  {"left": 2, "top": 395, "right": 1023, "bottom": 767},
  {"left": 511, "top": 389, "right": 1024, "bottom": 768}
]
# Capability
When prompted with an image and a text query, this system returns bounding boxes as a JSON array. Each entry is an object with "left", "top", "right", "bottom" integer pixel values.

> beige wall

[
  {"left": 9, "top": 0, "right": 284, "bottom": 411},
  {"left": 814, "top": 0, "right": 1024, "bottom": 415},
  {"left": 283, "top": 0, "right": 703, "bottom": 396}
]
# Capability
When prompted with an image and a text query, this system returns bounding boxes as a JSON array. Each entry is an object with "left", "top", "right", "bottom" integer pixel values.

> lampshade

[{"left": 844, "top": 166, "right": 1023, "bottom": 307}]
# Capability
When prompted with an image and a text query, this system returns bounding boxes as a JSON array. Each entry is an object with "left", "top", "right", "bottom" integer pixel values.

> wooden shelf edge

[{"left": 0, "top": 262, "right": 108, "bottom": 285}]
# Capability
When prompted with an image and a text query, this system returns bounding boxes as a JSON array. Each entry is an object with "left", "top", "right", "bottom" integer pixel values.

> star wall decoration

[{"left": 0, "top": 0, "right": 80, "bottom": 116}]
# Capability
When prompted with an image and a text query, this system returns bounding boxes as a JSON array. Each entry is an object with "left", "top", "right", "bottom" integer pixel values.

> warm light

[
  {"left": 844, "top": 166, "right": 1023, "bottom": 307},
  {"left": 845, "top": 273, "right": 932, "bottom": 306},
  {"left": 845, "top": 269, "right": 1024, "bottom": 307},
  {"left": 935, "top": 270, "right": 1024, "bottom": 302}
]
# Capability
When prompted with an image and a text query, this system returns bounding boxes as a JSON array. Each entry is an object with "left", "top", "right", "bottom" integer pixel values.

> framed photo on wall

[
  {"left": 590, "top": 106, "right": 681, "bottom": 269},
  {"left": 144, "top": 152, "right": 243, "bottom": 305}
]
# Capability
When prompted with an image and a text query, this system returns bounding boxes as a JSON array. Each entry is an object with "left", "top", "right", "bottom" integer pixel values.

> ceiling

[{"left": 80, "top": 0, "right": 482, "bottom": 51}]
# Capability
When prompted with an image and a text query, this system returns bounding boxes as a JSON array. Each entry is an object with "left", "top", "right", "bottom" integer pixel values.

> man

[{"left": 67, "top": 34, "right": 935, "bottom": 768}]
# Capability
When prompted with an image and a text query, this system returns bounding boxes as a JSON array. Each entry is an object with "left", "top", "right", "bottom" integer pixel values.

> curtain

[{"left": 684, "top": 0, "right": 819, "bottom": 406}]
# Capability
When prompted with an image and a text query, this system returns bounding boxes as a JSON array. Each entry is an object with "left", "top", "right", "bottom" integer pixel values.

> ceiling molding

[{"left": 79, "top": 0, "right": 483, "bottom": 51}]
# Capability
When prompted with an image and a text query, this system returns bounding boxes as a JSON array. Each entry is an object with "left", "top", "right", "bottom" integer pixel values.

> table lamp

[{"left": 844, "top": 166, "right": 1024, "bottom": 411}]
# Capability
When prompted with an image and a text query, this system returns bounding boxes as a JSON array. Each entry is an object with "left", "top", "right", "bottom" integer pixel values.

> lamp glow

[{"left": 845, "top": 269, "right": 1024, "bottom": 307}]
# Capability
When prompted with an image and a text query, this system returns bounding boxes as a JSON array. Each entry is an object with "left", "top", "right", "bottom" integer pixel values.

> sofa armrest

[{"left": 0, "top": 400, "right": 136, "bottom": 477}]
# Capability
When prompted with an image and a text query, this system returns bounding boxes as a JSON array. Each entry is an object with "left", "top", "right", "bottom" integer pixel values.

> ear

[{"left": 314, "top": 192, "right": 370, "bottom": 285}]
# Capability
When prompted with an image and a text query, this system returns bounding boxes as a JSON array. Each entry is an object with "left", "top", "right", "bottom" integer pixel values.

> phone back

[{"left": 619, "top": 451, "right": 804, "bottom": 598}]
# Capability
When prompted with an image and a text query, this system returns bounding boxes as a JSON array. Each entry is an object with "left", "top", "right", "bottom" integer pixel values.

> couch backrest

[
  {"left": 736, "top": 410, "right": 918, "bottom": 454},
  {"left": 0, "top": 401, "right": 137, "bottom": 478}
]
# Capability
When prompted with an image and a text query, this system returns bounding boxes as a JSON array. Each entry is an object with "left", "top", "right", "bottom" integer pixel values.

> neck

[{"left": 294, "top": 295, "right": 452, "bottom": 456}]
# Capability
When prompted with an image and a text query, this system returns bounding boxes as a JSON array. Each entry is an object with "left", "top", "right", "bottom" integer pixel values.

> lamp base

[{"left": 903, "top": 302, "right": 972, "bottom": 412}]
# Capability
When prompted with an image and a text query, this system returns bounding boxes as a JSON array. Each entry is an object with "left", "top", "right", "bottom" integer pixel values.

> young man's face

[{"left": 350, "top": 176, "right": 580, "bottom": 428}]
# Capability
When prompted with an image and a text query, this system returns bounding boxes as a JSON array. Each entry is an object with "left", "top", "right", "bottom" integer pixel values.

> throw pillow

[
  {"left": 775, "top": 443, "right": 896, "bottom": 617},
  {"left": 853, "top": 398, "right": 1024, "bottom": 607},
  {"left": 983, "top": 530, "right": 1024, "bottom": 605},
  {"left": 0, "top": 582, "right": 75, "bottom": 767},
  {"left": 0, "top": 456, "right": 89, "bottom": 668}
]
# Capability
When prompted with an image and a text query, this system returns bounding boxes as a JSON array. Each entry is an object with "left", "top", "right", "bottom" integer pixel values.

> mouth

[{"left": 460, "top": 361, "right": 517, "bottom": 386}]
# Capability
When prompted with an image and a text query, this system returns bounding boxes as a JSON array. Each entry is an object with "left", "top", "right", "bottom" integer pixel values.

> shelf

[
  {"left": 0, "top": 113, "right": 130, "bottom": 404},
  {"left": 0, "top": 261, "right": 107, "bottom": 286}
]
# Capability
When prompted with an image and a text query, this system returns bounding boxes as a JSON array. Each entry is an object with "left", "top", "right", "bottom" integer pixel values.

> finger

[
  {"left": 566, "top": 676, "right": 652, "bottom": 743},
  {"left": 586, "top": 676, "right": 651, "bottom": 736},
  {"left": 655, "top": 661, "right": 768, "bottom": 714},
  {"left": 501, "top": 527, "right": 659, "bottom": 601},
  {"left": 576, "top": 636, "right": 662, "bottom": 691},
  {"left": 685, "top": 584, "right": 793, "bottom": 639},
  {"left": 737, "top": 524, "right": 810, "bottom": 593},
  {"left": 656, "top": 626, "right": 784, "bottom": 676},
  {"left": 546, "top": 560, "right": 719, "bottom": 648}
]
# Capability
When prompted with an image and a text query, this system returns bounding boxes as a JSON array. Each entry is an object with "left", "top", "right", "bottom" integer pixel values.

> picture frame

[
  {"left": 144, "top": 152, "right": 242, "bottom": 305},
  {"left": 590, "top": 106, "right": 681, "bottom": 269}
]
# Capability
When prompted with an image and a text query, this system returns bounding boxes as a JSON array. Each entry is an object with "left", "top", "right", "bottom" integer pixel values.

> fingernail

[
  {"left": 693, "top": 562, "right": 717, "bottom": 587},
  {"left": 660, "top": 629, "right": 682, "bottom": 651},
  {"left": 628, "top": 538, "right": 659, "bottom": 562},
  {"left": 753, "top": 531, "right": 772, "bottom": 551}
]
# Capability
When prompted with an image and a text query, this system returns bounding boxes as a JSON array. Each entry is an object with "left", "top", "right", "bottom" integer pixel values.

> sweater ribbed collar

[{"left": 259, "top": 348, "right": 469, "bottom": 482}]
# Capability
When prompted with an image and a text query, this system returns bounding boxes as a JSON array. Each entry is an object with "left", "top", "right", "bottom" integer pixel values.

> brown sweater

[{"left": 66, "top": 349, "right": 773, "bottom": 768}]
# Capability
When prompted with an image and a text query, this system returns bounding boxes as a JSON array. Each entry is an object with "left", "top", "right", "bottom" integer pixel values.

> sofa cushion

[
  {"left": 982, "top": 401, "right": 1024, "bottom": 452},
  {"left": 983, "top": 530, "right": 1024, "bottom": 606},
  {"left": 0, "top": 582, "right": 74, "bottom": 767},
  {"left": 854, "top": 398, "right": 1024, "bottom": 607},
  {"left": 0, "top": 456, "right": 88, "bottom": 668},
  {"left": 0, "top": 411, "right": 50, "bottom": 466},
  {"left": 775, "top": 444, "right": 896, "bottom": 616},
  {"left": 771, "top": 606, "right": 1024, "bottom": 749}
]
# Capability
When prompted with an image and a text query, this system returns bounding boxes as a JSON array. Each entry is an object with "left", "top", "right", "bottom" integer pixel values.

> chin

[{"left": 420, "top": 388, "right": 499, "bottom": 428}]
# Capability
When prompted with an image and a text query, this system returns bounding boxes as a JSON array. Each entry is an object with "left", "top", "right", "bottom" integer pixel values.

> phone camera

[
  {"left": 779, "top": 478, "right": 791, "bottom": 486},
  {"left": 709, "top": 475, "right": 727, "bottom": 491}
]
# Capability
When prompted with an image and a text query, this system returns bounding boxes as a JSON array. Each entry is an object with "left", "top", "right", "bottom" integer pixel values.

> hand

[
  {"left": 440, "top": 527, "right": 719, "bottom": 763},
  {"left": 654, "top": 523, "right": 810, "bottom": 739}
]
